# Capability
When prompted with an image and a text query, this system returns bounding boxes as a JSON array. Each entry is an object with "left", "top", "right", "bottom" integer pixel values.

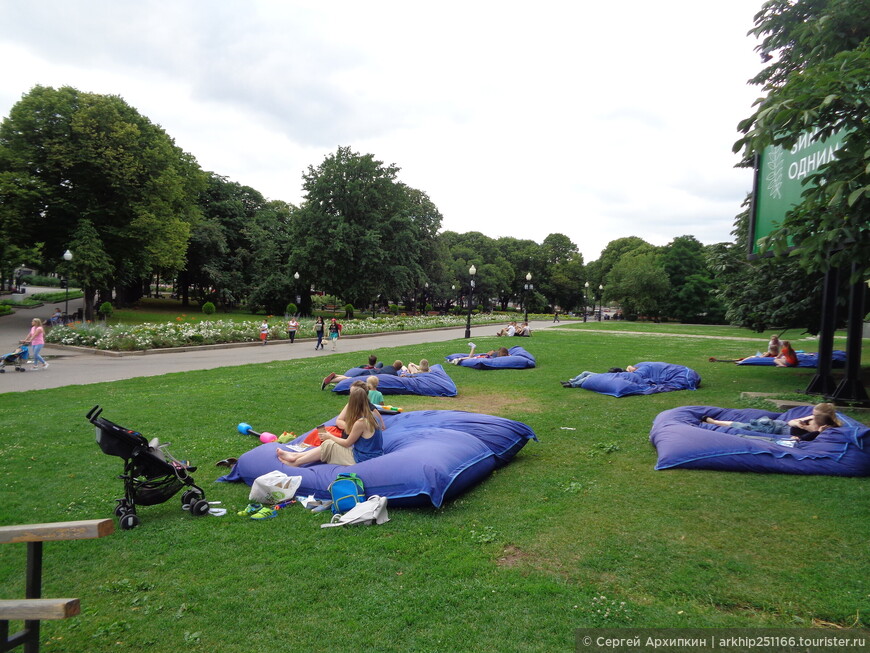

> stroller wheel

[
  {"left": 181, "top": 489, "right": 203, "bottom": 506},
  {"left": 114, "top": 499, "right": 133, "bottom": 517},
  {"left": 191, "top": 499, "right": 210, "bottom": 517},
  {"left": 0, "top": 368, "right": 5, "bottom": 373},
  {"left": 119, "top": 513, "right": 140, "bottom": 530}
]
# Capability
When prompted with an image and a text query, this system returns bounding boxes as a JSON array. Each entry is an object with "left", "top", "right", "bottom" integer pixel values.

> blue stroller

[{"left": 0, "top": 343, "right": 29, "bottom": 372}]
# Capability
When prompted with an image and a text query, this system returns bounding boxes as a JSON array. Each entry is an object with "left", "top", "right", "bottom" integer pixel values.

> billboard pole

[
  {"left": 804, "top": 264, "right": 838, "bottom": 396},
  {"left": 828, "top": 263, "right": 868, "bottom": 405}
]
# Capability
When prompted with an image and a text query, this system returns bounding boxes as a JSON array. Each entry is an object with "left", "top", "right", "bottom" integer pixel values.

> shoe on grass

[
  {"left": 250, "top": 506, "right": 278, "bottom": 520},
  {"left": 236, "top": 503, "right": 262, "bottom": 517},
  {"left": 321, "top": 372, "right": 336, "bottom": 390}
]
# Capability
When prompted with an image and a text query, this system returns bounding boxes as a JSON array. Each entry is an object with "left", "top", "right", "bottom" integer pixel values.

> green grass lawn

[{"left": 1, "top": 328, "right": 868, "bottom": 652}]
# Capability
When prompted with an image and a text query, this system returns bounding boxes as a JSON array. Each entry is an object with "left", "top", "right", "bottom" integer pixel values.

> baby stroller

[
  {"left": 0, "top": 343, "right": 29, "bottom": 372},
  {"left": 87, "top": 405, "right": 209, "bottom": 530}
]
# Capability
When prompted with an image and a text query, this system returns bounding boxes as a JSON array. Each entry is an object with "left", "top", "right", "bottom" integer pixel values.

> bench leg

[{"left": 1, "top": 541, "right": 45, "bottom": 653}]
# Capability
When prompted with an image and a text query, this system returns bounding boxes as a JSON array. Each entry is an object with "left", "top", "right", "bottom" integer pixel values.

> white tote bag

[
  {"left": 249, "top": 471, "right": 302, "bottom": 503},
  {"left": 321, "top": 495, "right": 389, "bottom": 528}
]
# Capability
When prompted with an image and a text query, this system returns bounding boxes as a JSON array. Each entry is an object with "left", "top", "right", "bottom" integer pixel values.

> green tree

[
  {"left": 66, "top": 219, "right": 114, "bottom": 321},
  {"left": 540, "top": 233, "right": 584, "bottom": 312},
  {"left": 605, "top": 251, "right": 671, "bottom": 320},
  {"left": 0, "top": 85, "right": 205, "bottom": 302},
  {"left": 658, "top": 235, "right": 725, "bottom": 323},
  {"left": 585, "top": 236, "right": 654, "bottom": 288},
  {"left": 290, "top": 147, "right": 436, "bottom": 309},
  {"left": 734, "top": 0, "right": 870, "bottom": 274},
  {"left": 708, "top": 202, "right": 827, "bottom": 332}
]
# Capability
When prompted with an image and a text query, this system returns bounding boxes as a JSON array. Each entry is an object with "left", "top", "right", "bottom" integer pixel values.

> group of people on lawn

[
  {"left": 275, "top": 320, "right": 823, "bottom": 472},
  {"left": 495, "top": 321, "right": 531, "bottom": 337}
]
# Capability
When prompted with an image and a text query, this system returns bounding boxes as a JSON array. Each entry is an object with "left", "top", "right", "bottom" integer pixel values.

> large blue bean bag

[
  {"left": 444, "top": 346, "right": 536, "bottom": 369},
  {"left": 736, "top": 350, "right": 846, "bottom": 367},
  {"left": 217, "top": 410, "right": 538, "bottom": 507},
  {"left": 650, "top": 405, "right": 870, "bottom": 476},
  {"left": 332, "top": 363, "right": 457, "bottom": 396},
  {"left": 579, "top": 362, "right": 701, "bottom": 397}
]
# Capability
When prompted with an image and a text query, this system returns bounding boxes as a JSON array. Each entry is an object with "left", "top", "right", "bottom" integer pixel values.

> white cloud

[{"left": 0, "top": 0, "right": 767, "bottom": 262}]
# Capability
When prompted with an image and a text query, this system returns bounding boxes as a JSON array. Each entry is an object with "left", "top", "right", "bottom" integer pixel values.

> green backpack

[{"left": 328, "top": 472, "right": 365, "bottom": 514}]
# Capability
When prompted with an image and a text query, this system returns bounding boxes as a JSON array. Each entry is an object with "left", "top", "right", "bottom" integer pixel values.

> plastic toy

[
  {"left": 375, "top": 404, "right": 403, "bottom": 414},
  {"left": 237, "top": 422, "right": 278, "bottom": 443}
]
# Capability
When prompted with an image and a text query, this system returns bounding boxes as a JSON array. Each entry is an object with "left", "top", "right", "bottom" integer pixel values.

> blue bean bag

[
  {"left": 736, "top": 350, "right": 846, "bottom": 367},
  {"left": 217, "top": 410, "right": 538, "bottom": 507},
  {"left": 444, "top": 346, "right": 536, "bottom": 369},
  {"left": 332, "top": 364, "right": 457, "bottom": 396},
  {"left": 579, "top": 362, "right": 701, "bottom": 397},
  {"left": 650, "top": 405, "right": 870, "bottom": 476}
]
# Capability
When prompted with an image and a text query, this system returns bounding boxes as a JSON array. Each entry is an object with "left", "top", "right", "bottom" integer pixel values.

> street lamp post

[
  {"left": 464, "top": 265, "right": 476, "bottom": 339},
  {"left": 293, "top": 271, "right": 301, "bottom": 315},
  {"left": 597, "top": 284, "right": 604, "bottom": 321},
  {"left": 62, "top": 249, "right": 73, "bottom": 320},
  {"left": 523, "top": 272, "right": 533, "bottom": 323},
  {"left": 583, "top": 281, "right": 589, "bottom": 322}
]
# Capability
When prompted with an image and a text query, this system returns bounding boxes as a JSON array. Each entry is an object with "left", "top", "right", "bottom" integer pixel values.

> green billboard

[{"left": 749, "top": 128, "right": 848, "bottom": 257}]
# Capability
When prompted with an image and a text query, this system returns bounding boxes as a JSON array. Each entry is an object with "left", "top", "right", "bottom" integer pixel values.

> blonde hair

[
  {"left": 345, "top": 386, "right": 378, "bottom": 432},
  {"left": 31, "top": 318, "right": 43, "bottom": 326},
  {"left": 366, "top": 375, "right": 379, "bottom": 389},
  {"left": 813, "top": 403, "right": 842, "bottom": 428},
  {"left": 419, "top": 359, "right": 429, "bottom": 372}
]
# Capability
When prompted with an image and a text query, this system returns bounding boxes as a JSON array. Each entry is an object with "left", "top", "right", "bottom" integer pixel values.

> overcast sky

[{"left": 0, "top": 1, "right": 767, "bottom": 262}]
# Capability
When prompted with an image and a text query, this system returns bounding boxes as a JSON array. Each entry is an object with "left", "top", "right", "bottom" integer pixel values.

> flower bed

[{"left": 45, "top": 314, "right": 503, "bottom": 351}]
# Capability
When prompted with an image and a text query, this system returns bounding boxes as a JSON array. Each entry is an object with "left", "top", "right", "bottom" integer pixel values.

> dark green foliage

[
  {"left": 0, "top": 85, "right": 205, "bottom": 304},
  {"left": 709, "top": 204, "right": 829, "bottom": 333},
  {"left": 734, "top": 0, "right": 870, "bottom": 274}
]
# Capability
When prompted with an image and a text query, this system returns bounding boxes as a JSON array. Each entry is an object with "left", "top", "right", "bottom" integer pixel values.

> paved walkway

[{"left": 0, "top": 289, "right": 561, "bottom": 393}]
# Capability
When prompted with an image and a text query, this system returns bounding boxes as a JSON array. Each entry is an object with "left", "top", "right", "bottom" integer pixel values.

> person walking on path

[
  {"left": 286, "top": 317, "right": 299, "bottom": 343},
  {"left": 23, "top": 318, "right": 49, "bottom": 370},
  {"left": 259, "top": 320, "right": 269, "bottom": 345},
  {"left": 313, "top": 316, "right": 325, "bottom": 350},
  {"left": 328, "top": 318, "right": 341, "bottom": 351}
]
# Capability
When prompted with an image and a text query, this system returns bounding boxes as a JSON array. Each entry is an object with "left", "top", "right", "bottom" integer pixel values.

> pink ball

[{"left": 259, "top": 432, "right": 277, "bottom": 443}]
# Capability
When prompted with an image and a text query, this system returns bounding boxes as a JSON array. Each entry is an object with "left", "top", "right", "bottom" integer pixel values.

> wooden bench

[{"left": 0, "top": 519, "right": 114, "bottom": 653}]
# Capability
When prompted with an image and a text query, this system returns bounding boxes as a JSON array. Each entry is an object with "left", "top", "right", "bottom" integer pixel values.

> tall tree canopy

[
  {"left": 734, "top": 0, "right": 870, "bottom": 274},
  {"left": 0, "top": 85, "right": 205, "bottom": 302},
  {"left": 290, "top": 146, "right": 440, "bottom": 308}
]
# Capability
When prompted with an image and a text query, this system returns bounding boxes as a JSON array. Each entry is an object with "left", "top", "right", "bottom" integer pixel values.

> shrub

[
  {"left": 285, "top": 302, "right": 297, "bottom": 316},
  {"left": 202, "top": 301, "right": 216, "bottom": 315},
  {"left": 98, "top": 301, "right": 114, "bottom": 318},
  {"left": 344, "top": 303, "right": 354, "bottom": 319},
  {"left": 425, "top": 303, "right": 433, "bottom": 312}
]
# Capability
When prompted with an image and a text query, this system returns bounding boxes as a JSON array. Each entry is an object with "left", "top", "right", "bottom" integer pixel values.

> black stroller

[
  {"left": 0, "top": 343, "right": 29, "bottom": 372},
  {"left": 87, "top": 405, "right": 209, "bottom": 530}
]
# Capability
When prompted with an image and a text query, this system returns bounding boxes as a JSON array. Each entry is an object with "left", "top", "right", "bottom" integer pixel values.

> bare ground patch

[{"left": 401, "top": 388, "right": 543, "bottom": 416}]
